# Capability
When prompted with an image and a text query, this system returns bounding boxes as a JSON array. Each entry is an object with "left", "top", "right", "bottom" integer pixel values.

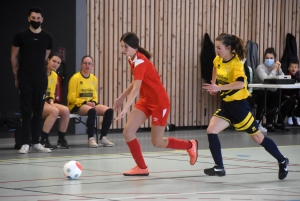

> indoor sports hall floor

[{"left": 0, "top": 128, "right": 299, "bottom": 201}]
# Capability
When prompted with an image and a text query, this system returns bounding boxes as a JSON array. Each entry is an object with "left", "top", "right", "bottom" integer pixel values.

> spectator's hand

[
  {"left": 86, "top": 102, "right": 95, "bottom": 107},
  {"left": 273, "top": 61, "right": 281, "bottom": 72}
]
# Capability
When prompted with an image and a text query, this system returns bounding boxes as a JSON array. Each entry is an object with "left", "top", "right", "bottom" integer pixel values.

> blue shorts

[{"left": 214, "top": 99, "right": 260, "bottom": 135}]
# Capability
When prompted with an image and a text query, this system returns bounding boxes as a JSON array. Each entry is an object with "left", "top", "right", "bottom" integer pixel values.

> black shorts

[
  {"left": 70, "top": 106, "right": 80, "bottom": 114},
  {"left": 214, "top": 99, "right": 259, "bottom": 135}
]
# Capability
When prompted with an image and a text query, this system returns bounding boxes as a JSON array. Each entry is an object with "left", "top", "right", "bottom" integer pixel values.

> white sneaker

[
  {"left": 19, "top": 144, "right": 30, "bottom": 154},
  {"left": 295, "top": 117, "right": 300, "bottom": 125},
  {"left": 31, "top": 143, "right": 52, "bottom": 153},
  {"left": 88, "top": 137, "right": 98, "bottom": 148},
  {"left": 99, "top": 136, "right": 114, "bottom": 147},
  {"left": 287, "top": 117, "right": 293, "bottom": 125},
  {"left": 258, "top": 124, "right": 268, "bottom": 132}
]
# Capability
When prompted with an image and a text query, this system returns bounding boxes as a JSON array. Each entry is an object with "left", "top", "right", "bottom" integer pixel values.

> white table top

[{"left": 248, "top": 83, "right": 300, "bottom": 89}]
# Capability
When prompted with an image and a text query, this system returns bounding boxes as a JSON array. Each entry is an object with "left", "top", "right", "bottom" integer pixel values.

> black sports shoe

[
  {"left": 40, "top": 139, "right": 55, "bottom": 149},
  {"left": 278, "top": 157, "right": 289, "bottom": 180},
  {"left": 204, "top": 166, "right": 226, "bottom": 176},
  {"left": 57, "top": 139, "right": 70, "bottom": 149}
]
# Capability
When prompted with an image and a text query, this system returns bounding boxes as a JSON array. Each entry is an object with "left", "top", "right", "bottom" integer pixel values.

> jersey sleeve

[
  {"left": 67, "top": 75, "right": 86, "bottom": 107},
  {"left": 50, "top": 73, "right": 58, "bottom": 100},
  {"left": 233, "top": 62, "right": 246, "bottom": 82},
  {"left": 46, "top": 73, "right": 58, "bottom": 100},
  {"left": 134, "top": 61, "right": 148, "bottom": 81},
  {"left": 91, "top": 76, "right": 98, "bottom": 104},
  {"left": 213, "top": 57, "right": 218, "bottom": 68}
]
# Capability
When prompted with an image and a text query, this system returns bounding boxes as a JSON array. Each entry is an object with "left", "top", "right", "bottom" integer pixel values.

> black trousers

[{"left": 18, "top": 77, "right": 47, "bottom": 145}]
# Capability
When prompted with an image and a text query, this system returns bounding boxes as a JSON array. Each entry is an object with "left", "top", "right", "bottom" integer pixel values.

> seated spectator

[
  {"left": 67, "top": 55, "right": 114, "bottom": 147},
  {"left": 252, "top": 48, "right": 283, "bottom": 132},
  {"left": 40, "top": 52, "right": 70, "bottom": 149},
  {"left": 243, "top": 58, "right": 267, "bottom": 132},
  {"left": 282, "top": 61, "right": 300, "bottom": 125}
]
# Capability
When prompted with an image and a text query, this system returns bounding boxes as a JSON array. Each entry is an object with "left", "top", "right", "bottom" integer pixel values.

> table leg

[
  {"left": 258, "top": 89, "right": 267, "bottom": 125},
  {"left": 277, "top": 89, "right": 286, "bottom": 133}
]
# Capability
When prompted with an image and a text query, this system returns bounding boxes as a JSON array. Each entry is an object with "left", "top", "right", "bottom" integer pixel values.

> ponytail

[
  {"left": 232, "top": 35, "right": 246, "bottom": 60},
  {"left": 138, "top": 47, "right": 152, "bottom": 59},
  {"left": 216, "top": 33, "right": 246, "bottom": 60}
]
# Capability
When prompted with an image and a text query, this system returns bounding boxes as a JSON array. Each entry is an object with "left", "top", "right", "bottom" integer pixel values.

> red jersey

[{"left": 129, "top": 52, "right": 170, "bottom": 111}]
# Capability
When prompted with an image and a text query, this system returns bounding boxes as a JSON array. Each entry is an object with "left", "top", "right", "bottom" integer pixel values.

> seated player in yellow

[
  {"left": 67, "top": 55, "right": 114, "bottom": 147},
  {"left": 40, "top": 52, "right": 70, "bottom": 149}
]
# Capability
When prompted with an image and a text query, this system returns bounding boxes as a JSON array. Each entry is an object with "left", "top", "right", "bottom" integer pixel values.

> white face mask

[{"left": 264, "top": 59, "right": 274, "bottom": 67}]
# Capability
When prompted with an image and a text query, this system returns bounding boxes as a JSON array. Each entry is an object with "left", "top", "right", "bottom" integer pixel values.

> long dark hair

[
  {"left": 216, "top": 33, "right": 246, "bottom": 60},
  {"left": 120, "top": 32, "right": 152, "bottom": 59}
]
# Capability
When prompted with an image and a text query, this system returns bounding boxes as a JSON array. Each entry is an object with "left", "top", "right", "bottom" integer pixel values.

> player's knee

[
  {"left": 206, "top": 127, "right": 216, "bottom": 134},
  {"left": 151, "top": 138, "right": 164, "bottom": 148},
  {"left": 50, "top": 107, "right": 59, "bottom": 118},
  {"left": 250, "top": 131, "right": 264, "bottom": 144},
  {"left": 60, "top": 107, "right": 70, "bottom": 118},
  {"left": 123, "top": 125, "right": 137, "bottom": 140},
  {"left": 123, "top": 125, "right": 131, "bottom": 136}
]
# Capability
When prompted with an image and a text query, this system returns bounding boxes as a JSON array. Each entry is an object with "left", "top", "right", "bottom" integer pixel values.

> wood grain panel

[{"left": 86, "top": 0, "right": 300, "bottom": 129}]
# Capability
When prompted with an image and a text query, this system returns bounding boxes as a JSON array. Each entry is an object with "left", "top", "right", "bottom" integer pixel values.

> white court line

[
  {"left": 110, "top": 185, "right": 300, "bottom": 200},
  {"left": 1, "top": 144, "right": 299, "bottom": 162}
]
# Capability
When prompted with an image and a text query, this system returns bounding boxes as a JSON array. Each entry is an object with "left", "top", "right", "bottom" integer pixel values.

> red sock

[
  {"left": 126, "top": 138, "right": 147, "bottom": 169},
  {"left": 166, "top": 137, "right": 192, "bottom": 150}
]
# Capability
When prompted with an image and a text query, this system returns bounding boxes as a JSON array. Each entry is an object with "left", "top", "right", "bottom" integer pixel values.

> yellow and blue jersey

[{"left": 213, "top": 54, "right": 249, "bottom": 102}]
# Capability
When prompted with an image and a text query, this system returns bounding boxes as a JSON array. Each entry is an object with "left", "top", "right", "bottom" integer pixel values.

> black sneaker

[
  {"left": 57, "top": 139, "right": 70, "bottom": 149},
  {"left": 204, "top": 166, "right": 226, "bottom": 176},
  {"left": 40, "top": 139, "right": 55, "bottom": 150},
  {"left": 278, "top": 157, "right": 289, "bottom": 180}
]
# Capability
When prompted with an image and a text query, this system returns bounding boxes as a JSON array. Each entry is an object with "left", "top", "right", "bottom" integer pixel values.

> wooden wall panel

[{"left": 87, "top": 0, "right": 300, "bottom": 129}]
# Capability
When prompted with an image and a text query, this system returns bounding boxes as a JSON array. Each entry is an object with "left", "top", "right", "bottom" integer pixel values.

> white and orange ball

[{"left": 63, "top": 160, "right": 82, "bottom": 179}]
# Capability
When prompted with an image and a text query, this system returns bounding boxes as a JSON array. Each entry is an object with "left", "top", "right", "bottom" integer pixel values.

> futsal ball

[{"left": 63, "top": 160, "right": 82, "bottom": 179}]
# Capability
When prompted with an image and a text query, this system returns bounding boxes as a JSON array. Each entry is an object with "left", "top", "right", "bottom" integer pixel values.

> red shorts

[{"left": 135, "top": 100, "right": 170, "bottom": 126}]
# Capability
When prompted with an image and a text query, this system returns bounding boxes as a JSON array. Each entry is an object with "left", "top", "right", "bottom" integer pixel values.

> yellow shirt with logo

[
  {"left": 67, "top": 71, "right": 98, "bottom": 110},
  {"left": 213, "top": 54, "right": 249, "bottom": 102},
  {"left": 46, "top": 71, "right": 58, "bottom": 100}
]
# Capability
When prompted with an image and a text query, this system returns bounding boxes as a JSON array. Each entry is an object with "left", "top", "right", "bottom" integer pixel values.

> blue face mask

[{"left": 264, "top": 59, "right": 274, "bottom": 67}]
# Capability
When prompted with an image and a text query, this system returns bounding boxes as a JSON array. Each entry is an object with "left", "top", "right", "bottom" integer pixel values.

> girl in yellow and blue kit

[{"left": 203, "top": 33, "right": 289, "bottom": 180}]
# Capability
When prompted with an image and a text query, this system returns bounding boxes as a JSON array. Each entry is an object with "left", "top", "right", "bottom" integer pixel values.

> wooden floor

[{"left": 0, "top": 128, "right": 299, "bottom": 200}]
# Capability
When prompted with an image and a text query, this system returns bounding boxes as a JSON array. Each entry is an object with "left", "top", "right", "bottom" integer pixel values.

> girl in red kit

[{"left": 114, "top": 32, "right": 198, "bottom": 176}]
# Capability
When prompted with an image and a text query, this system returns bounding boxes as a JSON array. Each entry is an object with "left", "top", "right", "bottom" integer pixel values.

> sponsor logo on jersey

[{"left": 153, "top": 117, "right": 158, "bottom": 122}]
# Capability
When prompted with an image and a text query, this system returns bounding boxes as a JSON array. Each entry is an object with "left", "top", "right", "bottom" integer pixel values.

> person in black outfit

[{"left": 11, "top": 7, "right": 53, "bottom": 153}]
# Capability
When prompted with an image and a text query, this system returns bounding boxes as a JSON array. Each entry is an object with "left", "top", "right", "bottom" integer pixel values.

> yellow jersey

[
  {"left": 67, "top": 71, "right": 98, "bottom": 110},
  {"left": 213, "top": 54, "right": 249, "bottom": 102},
  {"left": 45, "top": 71, "right": 58, "bottom": 100}
]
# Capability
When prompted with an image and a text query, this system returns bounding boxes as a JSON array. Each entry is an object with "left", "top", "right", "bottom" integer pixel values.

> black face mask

[{"left": 30, "top": 20, "right": 41, "bottom": 29}]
